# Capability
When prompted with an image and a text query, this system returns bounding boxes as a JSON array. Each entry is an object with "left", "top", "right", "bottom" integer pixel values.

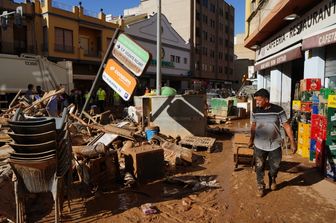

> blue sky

[{"left": 15, "top": 0, "right": 245, "bottom": 34}]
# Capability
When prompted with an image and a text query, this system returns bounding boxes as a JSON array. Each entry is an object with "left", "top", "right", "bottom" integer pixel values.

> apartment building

[
  {"left": 245, "top": 0, "right": 336, "bottom": 113},
  {"left": 0, "top": 0, "right": 119, "bottom": 90},
  {"left": 124, "top": 0, "right": 235, "bottom": 89}
]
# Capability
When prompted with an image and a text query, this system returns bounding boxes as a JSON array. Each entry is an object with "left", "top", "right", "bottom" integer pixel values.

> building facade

[
  {"left": 120, "top": 13, "right": 191, "bottom": 93},
  {"left": 124, "top": 0, "right": 235, "bottom": 89},
  {"left": 245, "top": 0, "right": 336, "bottom": 114},
  {"left": 1, "top": 0, "right": 120, "bottom": 91},
  {"left": 234, "top": 33, "right": 255, "bottom": 90}
]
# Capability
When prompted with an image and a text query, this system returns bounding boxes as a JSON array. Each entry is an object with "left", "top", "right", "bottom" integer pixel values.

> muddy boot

[
  {"left": 268, "top": 174, "right": 277, "bottom": 191},
  {"left": 257, "top": 184, "right": 265, "bottom": 197}
]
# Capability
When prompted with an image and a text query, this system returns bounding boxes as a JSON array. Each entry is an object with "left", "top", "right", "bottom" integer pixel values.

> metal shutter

[{"left": 325, "top": 44, "right": 336, "bottom": 77}]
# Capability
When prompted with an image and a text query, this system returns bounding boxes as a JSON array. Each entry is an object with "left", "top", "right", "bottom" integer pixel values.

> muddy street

[{"left": 5, "top": 119, "right": 332, "bottom": 223}]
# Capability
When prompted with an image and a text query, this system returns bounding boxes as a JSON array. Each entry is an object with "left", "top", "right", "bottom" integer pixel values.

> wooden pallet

[{"left": 179, "top": 136, "right": 216, "bottom": 153}]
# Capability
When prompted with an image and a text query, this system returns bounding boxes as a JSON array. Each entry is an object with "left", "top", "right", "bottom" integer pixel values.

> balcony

[{"left": 54, "top": 44, "right": 74, "bottom": 53}]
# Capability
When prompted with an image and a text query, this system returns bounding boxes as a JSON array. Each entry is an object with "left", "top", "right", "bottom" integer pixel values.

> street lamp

[{"left": 156, "top": 0, "right": 161, "bottom": 95}]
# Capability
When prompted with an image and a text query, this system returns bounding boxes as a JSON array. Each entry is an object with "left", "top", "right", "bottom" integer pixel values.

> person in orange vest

[{"left": 96, "top": 86, "right": 106, "bottom": 113}]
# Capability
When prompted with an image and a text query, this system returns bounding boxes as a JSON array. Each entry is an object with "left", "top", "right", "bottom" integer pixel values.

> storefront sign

[
  {"left": 302, "top": 25, "right": 336, "bottom": 50},
  {"left": 112, "top": 33, "right": 150, "bottom": 77},
  {"left": 102, "top": 59, "right": 137, "bottom": 101},
  {"left": 151, "top": 59, "right": 175, "bottom": 68},
  {"left": 254, "top": 45, "right": 302, "bottom": 71},
  {"left": 256, "top": 0, "right": 336, "bottom": 61}
]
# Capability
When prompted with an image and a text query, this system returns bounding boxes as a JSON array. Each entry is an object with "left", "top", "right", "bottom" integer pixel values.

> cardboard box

[
  {"left": 292, "top": 100, "right": 301, "bottom": 111},
  {"left": 327, "top": 95, "right": 336, "bottom": 108},
  {"left": 301, "top": 102, "right": 312, "bottom": 112},
  {"left": 300, "top": 78, "right": 321, "bottom": 91}
]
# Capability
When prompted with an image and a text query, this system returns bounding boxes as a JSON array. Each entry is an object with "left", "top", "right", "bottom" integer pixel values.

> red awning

[
  {"left": 254, "top": 44, "right": 302, "bottom": 71},
  {"left": 302, "top": 24, "right": 336, "bottom": 50}
]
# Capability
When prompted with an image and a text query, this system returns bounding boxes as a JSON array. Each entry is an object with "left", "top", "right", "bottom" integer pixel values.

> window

[
  {"left": 176, "top": 56, "right": 180, "bottom": 63},
  {"left": 202, "top": 0, "right": 208, "bottom": 8},
  {"left": 196, "top": 12, "right": 200, "bottom": 20},
  {"left": 196, "top": 61, "right": 200, "bottom": 70},
  {"left": 210, "top": 19, "right": 215, "bottom": 28},
  {"left": 210, "top": 4, "right": 216, "bottom": 13},
  {"left": 196, "top": 28, "right": 201, "bottom": 37},
  {"left": 170, "top": 55, "right": 175, "bottom": 62},
  {"left": 55, "top": 27, "right": 73, "bottom": 53},
  {"left": 219, "top": 66, "right": 223, "bottom": 73},
  {"left": 219, "top": 8, "right": 224, "bottom": 16},
  {"left": 210, "top": 50, "right": 215, "bottom": 58},
  {"left": 203, "top": 15, "right": 208, "bottom": 24},
  {"left": 203, "top": 31, "right": 208, "bottom": 40},
  {"left": 203, "top": 47, "right": 207, "bottom": 56},
  {"left": 184, "top": 57, "right": 187, "bottom": 64}
]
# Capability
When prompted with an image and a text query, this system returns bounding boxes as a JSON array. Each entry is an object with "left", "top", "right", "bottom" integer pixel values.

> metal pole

[
  {"left": 80, "top": 28, "right": 120, "bottom": 117},
  {"left": 156, "top": 0, "right": 162, "bottom": 95}
]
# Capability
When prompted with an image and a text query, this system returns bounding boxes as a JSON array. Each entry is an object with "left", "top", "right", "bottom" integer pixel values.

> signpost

[
  {"left": 102, "top": 59, "right": 137, "bottom": 101},
  {"left": 81, "top": 28, "right": 151, "bottom": 116},
  {"left": 112, "top": 33, "right": 150, "bottom": 77}
]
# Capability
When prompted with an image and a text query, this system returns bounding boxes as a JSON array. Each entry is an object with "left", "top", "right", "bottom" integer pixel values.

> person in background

[
  {"left": 248, "top": 88, "right": 296, "bottom": 197},
  {"left": 36, "top": 86, "right": 45, "bottom": 99},
  {"left": 25, "top": 84, "right": 35, "bottom": 104},
  {"left": 96, "top": 86, "right": 106, "bottom": 113},
  {"left": 113, "top": 91, "right": 121, "bottom": 107}
]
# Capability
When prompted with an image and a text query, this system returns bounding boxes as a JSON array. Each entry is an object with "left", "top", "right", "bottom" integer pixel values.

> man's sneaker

[
  {"left": 257, "top": 184, "right": 265, "bottom": 197},
  {"left": 268, "top": 174, "right": 277, "bottom": 191}
]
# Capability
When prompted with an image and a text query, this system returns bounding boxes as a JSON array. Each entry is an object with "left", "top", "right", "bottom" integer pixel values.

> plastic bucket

[{"left": 145, "top": 126, "right": 159, "bottom": 141}]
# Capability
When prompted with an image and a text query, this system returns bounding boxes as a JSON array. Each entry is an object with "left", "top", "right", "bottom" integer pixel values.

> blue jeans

[{"left": 254, "top": 147, "right": 282, "bottom": 186}]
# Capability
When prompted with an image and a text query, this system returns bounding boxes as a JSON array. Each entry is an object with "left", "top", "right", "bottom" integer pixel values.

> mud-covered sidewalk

[{"left": 2, "top": 119, "right": 336, "bottom": 223}]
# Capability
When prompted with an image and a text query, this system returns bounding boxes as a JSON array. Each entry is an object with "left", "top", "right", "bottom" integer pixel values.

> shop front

[{"left": 253, "top": 0, "right": 336, "bottom": 115}]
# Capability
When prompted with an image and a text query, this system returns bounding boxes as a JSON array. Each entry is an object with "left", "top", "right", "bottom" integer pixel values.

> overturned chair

[{"left": 8, "top": 108, "right": 72, "bottom": 223}]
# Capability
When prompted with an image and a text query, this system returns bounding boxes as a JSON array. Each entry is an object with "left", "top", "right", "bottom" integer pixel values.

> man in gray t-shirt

[{"left": 249, "top": 89, "right": 296, "bottom": 197}]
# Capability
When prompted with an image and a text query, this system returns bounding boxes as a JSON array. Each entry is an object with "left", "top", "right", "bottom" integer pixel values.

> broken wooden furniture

[
  {"left": 122, "top": 144, "right": 164, "bottom": 182},
  {"left": 8, "top": 108, "right": 72, "bottom": 223},
  {"left": 232, "top": 133, "right": 254, "bottom": 169},
  {"left": 72, "top": 143, "right": 120, "bottom": 189}
]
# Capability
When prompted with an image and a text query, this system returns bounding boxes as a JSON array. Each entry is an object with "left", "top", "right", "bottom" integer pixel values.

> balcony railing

[
  {"left": 54, "top": 44, "right": 74, "bottom": 53},
  {"left": 83, "top": 9, "right": 99, "bottom": 18},
  {"left": 83, "top": 49, "right": 100, "bottom": 58},
  {"left": 52, "top": 0, "right": 73, "bottom": 12},
  {"left": 0, "top": 41, "right": 35, "bottom": 55}
]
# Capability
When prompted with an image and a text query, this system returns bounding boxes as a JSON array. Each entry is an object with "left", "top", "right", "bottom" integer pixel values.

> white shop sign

[{"left": 256, "top": 0, "right": 336, "bottom": 61}]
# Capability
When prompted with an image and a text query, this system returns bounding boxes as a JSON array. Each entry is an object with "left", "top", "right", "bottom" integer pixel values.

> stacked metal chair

[{"left": 8, "top": 108, "right": 72, "bottom": 223}]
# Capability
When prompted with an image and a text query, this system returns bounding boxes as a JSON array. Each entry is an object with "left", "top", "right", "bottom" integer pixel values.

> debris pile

[{"left": 0, "top": 89, "right": 220, "bottom": 221}]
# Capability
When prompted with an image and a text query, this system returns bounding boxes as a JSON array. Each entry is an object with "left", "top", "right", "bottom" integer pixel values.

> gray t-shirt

[{"left": 251, "top": 103, "right": 288, "bottom": 151}]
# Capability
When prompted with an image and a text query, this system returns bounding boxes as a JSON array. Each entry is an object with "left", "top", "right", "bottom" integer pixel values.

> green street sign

[{"left": 112, "top": 33, "right": 151, "bottom": 77}]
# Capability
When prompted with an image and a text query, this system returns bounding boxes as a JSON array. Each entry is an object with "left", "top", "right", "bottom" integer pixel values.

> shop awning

[
  {"left": 302, "top": 24, "right": 336, "bottom": 50},
  {"left": 254, "top": 43, "right": 302, "bottom": 71}
]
